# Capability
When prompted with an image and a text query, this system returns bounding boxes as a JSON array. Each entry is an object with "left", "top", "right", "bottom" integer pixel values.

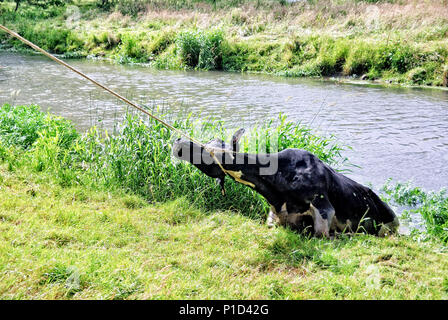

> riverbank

[
  {"left": 0, "top": 103, "right": 448, "bottom": 299},
  {"left": 1, "top": 0, "right": 448, "bottom": 87}
]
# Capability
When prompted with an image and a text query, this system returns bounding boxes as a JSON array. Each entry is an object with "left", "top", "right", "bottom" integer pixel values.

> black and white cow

[{"left": 172, "top": 129, "right": 399, "bottom": 237}]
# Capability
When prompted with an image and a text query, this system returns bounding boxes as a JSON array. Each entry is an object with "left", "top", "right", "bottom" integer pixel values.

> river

[{"left": 1, "top": 52, "right": 447, "bottom": 210}]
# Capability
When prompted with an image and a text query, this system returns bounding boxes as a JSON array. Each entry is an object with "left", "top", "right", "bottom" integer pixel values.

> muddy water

[{"left": 1, "top": 52, "right": 447, "bottom": 202}]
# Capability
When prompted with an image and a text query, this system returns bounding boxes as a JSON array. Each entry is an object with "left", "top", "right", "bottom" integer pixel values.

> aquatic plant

[{"left": 0, "top": 103, "right": 347, "bottom": 219}]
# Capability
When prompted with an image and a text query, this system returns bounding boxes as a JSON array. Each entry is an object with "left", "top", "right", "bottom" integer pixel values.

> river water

[{"left": 1, "top": 52, "right": 447, "bottom": 202}]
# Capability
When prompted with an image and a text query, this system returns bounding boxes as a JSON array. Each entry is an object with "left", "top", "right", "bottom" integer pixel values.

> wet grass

[{"left": 1, "top": 1, "right": 448, "bottom": 86}]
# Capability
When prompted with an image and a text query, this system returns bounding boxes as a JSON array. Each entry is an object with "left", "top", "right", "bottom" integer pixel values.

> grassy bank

[
  {"left": 1, "top": 104, "right": 448, "bottom": 299},
  {"left": 2, "top": 166, "right": 448, "bottom": 299},
  {"left": 1, "top": 1, "right": 448, "bottom": 86}
]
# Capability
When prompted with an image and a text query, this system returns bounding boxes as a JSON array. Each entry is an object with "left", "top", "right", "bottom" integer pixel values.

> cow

[{"left": 172, "top": 129, "right": 399, "bottom": 238}]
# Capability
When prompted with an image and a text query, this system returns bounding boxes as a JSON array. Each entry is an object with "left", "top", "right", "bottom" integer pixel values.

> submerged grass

[
  {"left": 1, "top": 1, "right": 448, "bottom": 86},
  {"left": 0, "top": 103, "right": 448, "bottom": 299}
]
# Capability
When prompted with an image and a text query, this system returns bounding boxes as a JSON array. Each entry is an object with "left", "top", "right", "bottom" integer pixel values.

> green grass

[
  {"left": 1, "top": 1, "right": 448, "bottom": 86},
  {"left": 0, "top": 103, "right": 448, "bottom": 299},
  {"left": 383, "top": 181, "right": 448, "bottom": 243}
]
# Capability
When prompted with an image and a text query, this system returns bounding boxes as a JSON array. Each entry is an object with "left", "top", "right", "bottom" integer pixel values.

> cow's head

[{"left": 172, "top": 128, "right": 245, "bottom": 194}]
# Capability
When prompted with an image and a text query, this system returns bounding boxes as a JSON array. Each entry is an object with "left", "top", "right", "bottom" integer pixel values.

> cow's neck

[{"left": 216, "top": 153, "right": 283, "bottom": 208}]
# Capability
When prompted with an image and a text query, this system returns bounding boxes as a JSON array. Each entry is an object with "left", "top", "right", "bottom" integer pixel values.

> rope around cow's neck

[{"left": 0, "top": 24, "right": 235, "bottom": 175}]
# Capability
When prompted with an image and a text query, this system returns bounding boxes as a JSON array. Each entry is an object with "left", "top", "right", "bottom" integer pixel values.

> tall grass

[
  {"left": 2, "top": 1, "right": 448, "bottom": 85},
  {"left": 176, "top": 29, "right": 224, "bottom": 70},
  {"left": 0, "top": 103, "right": 348, "bottom": 219},
  {"left": 0, "top": 104, "right": 78, "bottom": 150}
]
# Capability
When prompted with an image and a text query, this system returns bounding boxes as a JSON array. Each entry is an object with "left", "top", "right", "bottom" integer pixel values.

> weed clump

[{"left": 0, "top": 104, "right": 78, "bottom": 150}]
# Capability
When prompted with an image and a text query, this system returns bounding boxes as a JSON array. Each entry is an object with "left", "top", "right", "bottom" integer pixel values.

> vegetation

[
  {"left": 1, "top": 103, "right": 448, "bottom": 299},
  {"left": 1, "top": 0, "right": 448, "bottom": 300},
  {"left": 383, "top": 181, "right": 448, "bottom": 243},
  {"left": 0, "top": 103, "right": 347, "bottom": 218},
  {"left": 1, "top": 0, "right": 448, "bottom": 86}
]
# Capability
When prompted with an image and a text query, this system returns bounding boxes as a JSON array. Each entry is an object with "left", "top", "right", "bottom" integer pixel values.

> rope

[{"left": 0, "top": 24, "right": 235, "bottom": 174}]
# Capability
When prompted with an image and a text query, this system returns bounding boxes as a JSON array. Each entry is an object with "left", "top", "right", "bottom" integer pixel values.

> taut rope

[{"left": 0, "top": 24, "right": 233, "bottom": 173}]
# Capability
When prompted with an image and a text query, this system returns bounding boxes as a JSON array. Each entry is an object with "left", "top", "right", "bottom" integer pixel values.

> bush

[
  {"left": 314, "top": 39, "right": 349, "bottom": 76},
  {"left": 147, "top": 30, "right": 175, "bottom": 55},
  {"left": 5, "top": 22, "right": 82, "bottom": 54},
  {"left": 389, "top": 44, "right": 415, "bottom": 73},
  {"left": 176, "top": 29, "right": 224, "bottom": 70},
  {"left": 176, "top": 31, "right": 201, "bottom": 67},
  {"left": 343, "top": 43, "right": 375, "bottom": 76},
  {"left": 115, "top": 33, "right": 149, "bottom": 62}
]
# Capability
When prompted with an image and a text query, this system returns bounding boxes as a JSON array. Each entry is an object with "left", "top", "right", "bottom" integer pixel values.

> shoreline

[{"left": 0, "top": 102, "right": 447, "bottom": 299}]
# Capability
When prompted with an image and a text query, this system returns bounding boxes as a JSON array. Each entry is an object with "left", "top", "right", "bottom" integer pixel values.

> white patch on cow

[
  {"left": 310, "top": 204, "right": 329, "bottom": 238},
  {"left": 286, "top": 210, "right": 312, "bottom": 227},
  {"left": 276, "top": 203, "right": 288, "bottom": 225},
  {"left": 280, "top": 203, "right": 287, "bottom": 212},
  {"left": 266, "top": 204, "right": 287, "bottom": 227},
  {"left": 226, "top": 170, "right": 255, "bottom": 188},
  {"left": 267, "top": 203, "right": 310, "bottom": 228},
  {"left": 268, "top": 203, "right": 329, "bottom": 237}
]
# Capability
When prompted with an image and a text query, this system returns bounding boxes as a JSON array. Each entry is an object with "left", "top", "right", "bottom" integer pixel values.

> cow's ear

[{"left": 231, "top": 128, "right": 245, "bottom": 152}]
